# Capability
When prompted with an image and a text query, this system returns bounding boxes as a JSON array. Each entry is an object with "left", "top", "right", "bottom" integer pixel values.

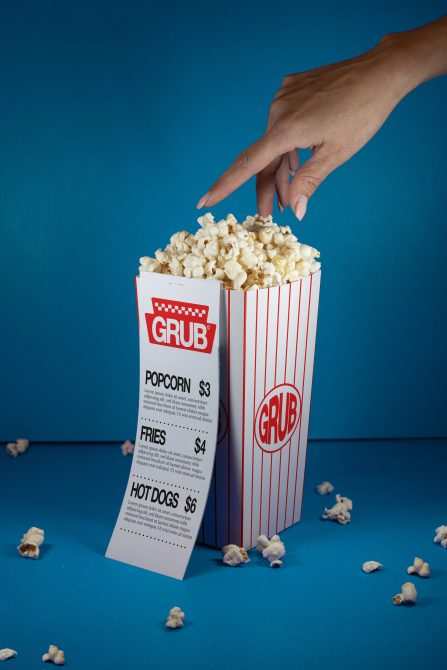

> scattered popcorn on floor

[
  {"left": 256, "top": 534, "right": 286, "bottom": 568},
  {"left": 316, "top": 481, "right": 334, "bottom": 495},
  {"left": 0, "top": 649, "right": 17, "bottom": 661},
  {"left": 392, "top": 582, "right": 417, "bottom": 606},
  {"left": 5, "top": 438, "right": 29, "bottom": 458},
  {"left": 121, "top": 440, "right": 134, "bottom": 456},
  {"left": 221, "top": 544, "right": 250, "bottom": 567},
  {"left": 17, "top": 527, "right": 44, "bottom": 559},
  {"left": 434, "top": 524, "right": 447, "bottom": 549},
  {"left": 362, "top": 561, "right": 382, "bottom": 573},
  {"left": 42, "top": 645, "right": 65, "bottom": 665},
  {"left": 139, "top": 213, "right": 320, "bottom": 290},
  {"left": 407, "top": 557, "right": 430, "bottom": 578},
  {"left": 321, "top": 494, "right": 353, "bottom": 525},
  {"left": 166, "top": 607, "right": 185, "bottom": 629}
]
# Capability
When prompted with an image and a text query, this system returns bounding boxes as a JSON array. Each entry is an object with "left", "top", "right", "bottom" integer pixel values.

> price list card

[{"left": 106, "top": 271, "right": 221, "bottom": 579}]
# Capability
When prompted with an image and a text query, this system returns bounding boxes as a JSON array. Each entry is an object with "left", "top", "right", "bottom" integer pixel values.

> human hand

[{"left": 196, "top": 18, "right": 447, "bottom": 220}]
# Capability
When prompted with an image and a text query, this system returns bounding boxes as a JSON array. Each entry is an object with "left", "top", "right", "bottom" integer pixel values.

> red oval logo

[{"left": 254, "top": 384, "right": 302, "bottom": 453}]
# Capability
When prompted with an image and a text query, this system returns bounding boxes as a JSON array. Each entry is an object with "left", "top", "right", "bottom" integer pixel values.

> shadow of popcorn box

[{"left": 199, "top": 271, "right": 321, "bottom": 549}]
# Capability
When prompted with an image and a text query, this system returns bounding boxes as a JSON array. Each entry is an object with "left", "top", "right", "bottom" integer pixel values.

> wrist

[{"left": 374, "top": 17, "right": 447, "bottom": 99}]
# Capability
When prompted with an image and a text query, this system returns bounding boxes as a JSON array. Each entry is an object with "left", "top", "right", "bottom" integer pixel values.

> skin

[{"left": 197, "top": 16, "right": 447, "bottom": 220}]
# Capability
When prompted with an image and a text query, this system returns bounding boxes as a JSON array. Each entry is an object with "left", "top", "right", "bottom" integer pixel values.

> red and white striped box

[{"left": 199, "top": 271, "right": 321, "bottom": 549}]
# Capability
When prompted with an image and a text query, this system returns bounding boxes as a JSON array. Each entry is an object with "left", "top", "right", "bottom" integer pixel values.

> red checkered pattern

[{"left": 152, "top": 299, "right": 209, "bottom": 322}]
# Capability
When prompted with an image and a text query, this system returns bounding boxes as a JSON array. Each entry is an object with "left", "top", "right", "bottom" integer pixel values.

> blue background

[
  {"left": 1, "top": 0, "right": 446, "bottom": 441},
  {"left": 1, "top": 440, "right": 446, "bottom": 669}
]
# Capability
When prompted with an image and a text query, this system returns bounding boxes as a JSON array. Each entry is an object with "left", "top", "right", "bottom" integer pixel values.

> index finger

[{"left": 196, "top": 130, "right": 286, "bottom": 209}]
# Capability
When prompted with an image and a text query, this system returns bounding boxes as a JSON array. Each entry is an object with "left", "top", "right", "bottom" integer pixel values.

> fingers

[
  {"left": 289, "top": 147, "right": 340, "bottom": 221},
  {"left": 275, "top": 156, "right": 291, "bottom": 211},
  {"left": 196, "top": 130, "right": 287, "bottom": 209},
  {"left": 256, "top": 156, "right": 282, "bottom": 217},
  {"left": 287, "top": 150, "right": 299, "bottom": 176}
]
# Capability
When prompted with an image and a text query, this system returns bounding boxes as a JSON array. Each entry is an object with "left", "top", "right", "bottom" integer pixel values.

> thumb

[{"left": 289, "top": 147, "right": 339, "bottom": 221}]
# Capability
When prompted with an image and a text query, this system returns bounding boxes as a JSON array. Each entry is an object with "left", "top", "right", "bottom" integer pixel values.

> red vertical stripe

[
  {"left": 259, "top": 289, "right": 270, "bottom": 537},
  {"left": 292, "top": 275, "right": 312, "bottom": 523},
  {"left": 298, "top": 273, "right": 319, "bottom": 520},
  {"left": 241, "top": 292, "right": 247, "bottom": 547},
  {"left": 283, "top": 283, "right": 292, "bottom": 381},
  {"left": 227, "top": 290, "right": 231, "bottom": 544},
  {"left": 274, "top": 287, "right": 281, "bottom": 386},
  {"left": 293, "top": 281, "right": 303, "bottom": 386},
  {"left": 268, "top": 288, "right": 281, "bottom": 535},
  {"left": 285, "top": 281, "right": 302, "bottom": 525},
  {"left": 267, "top": 463, "right": 273, "bottom": 537},
  {"left": 250, "top": 290, "right": 259, "bottom": 547},
  {"left": 282, "top": 284, "right": 293, "bottom": 529},
  {"left": 264, "top": 289, "right": 270, "bottom": 395},
  {"left": 276, "top": 284, "right": 291, "bottom": 532}
]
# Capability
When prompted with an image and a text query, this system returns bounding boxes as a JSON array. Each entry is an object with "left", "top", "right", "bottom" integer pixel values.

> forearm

[{"left": 375, "top": 16, "right": 447, "bottom": 100}]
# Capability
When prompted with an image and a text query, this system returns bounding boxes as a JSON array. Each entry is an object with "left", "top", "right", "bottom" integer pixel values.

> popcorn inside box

[{"left": 140, "top": 213, "right": 321, "bottom": 549}]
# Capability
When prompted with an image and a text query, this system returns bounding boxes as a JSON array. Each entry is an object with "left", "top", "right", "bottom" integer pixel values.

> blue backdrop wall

[{"left": 1, "top": 0, "right": 446, "bottom": 441}]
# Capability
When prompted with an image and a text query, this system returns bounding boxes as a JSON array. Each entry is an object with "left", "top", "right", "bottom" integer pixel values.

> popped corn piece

[
  {"left": 256, "top": 534, "right": 285, "bottom": 568},
  {"left": 261, "top": 261, "right": 275, "bottom": 276},
  {"left": 316, "top": 481, "right": 334, "bottom": 495},
  {"left": 321, "top": 494, "right": 353, "bottom": 525},
  {"left": 296, "top": 260, "right": 312, "bottom": 277},
  {"left": 203, "top": 239, "right": 219, "bottom": 260},
  {"left": 139, "top": 256, "right": 160, "bottom": 273},
  {"left": 6, "top": 443, "right": 18, "bottom": 457},
  {"left": 224, "top": 259, "right": 244, "bottom": 281},
  {"left": 222, "top": 544, "right": 250, "bottom": 567},
  {"left": 192, "top": 265, "right": 205, "bottom": 278},
  {"left": 233, "top": 271, "right": 247, "bottom": 290},
  {"left": 17, "top": 526, "right": 44, "bottom": 559},
  {"left": 392, "top": 582, "right": 417, "bottom": 606},
  {"left": 434, "top": 524, "right": 447, "bottom": 548},
  {"left": 0, "top": 649, "right": 17, "bottom": 661},
  {"left": 6, "top": 438, "right": 29, "bottom": 458},
  {"left": 166, "top": 606, "right": 185, "bottom": 629},
  {"left": 298, "top": 243, "right": 320, "bottom": 260},
  {"left": 183, "top": 253, "right": 206, "bottom": 278},
  {"left": 42, "top": 645, "right": 65, "bottom": 665},
  {"left": 197, "top": 213, "right": 215, "bottom": 228},
  {"left": 362, "top": 561, "right": 382, "bottom": 573},
  {"left": 240, "top": 247, "right": 257, "bottom": 270},
  {"left": 16, "top": 438, "right": 29, "bottom": 452},
  {"left": 120, "top": 440, "right": 134, "bottom": 456},
  {"left": 216, "top": 220, "right": 229, "bottom": 237},
  {"left": 407, "top": 557, "right": 430, "bottom": 578},
  {"left": 155, "top": 248, "right": 170, "bottom": 264},
  {"left": 169, "top": 257, "right": 184, "bottom": 277},
  {"left": 273, "top": 232, "right": 284, "bottom": 246},
  {"left": 281, "top": 247, "right": 299, "bottom": 263}
]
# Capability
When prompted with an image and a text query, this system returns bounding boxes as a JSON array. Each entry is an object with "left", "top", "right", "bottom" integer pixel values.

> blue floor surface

[{"left": 1, "top": 440, "right": 446, "bottom": 669}]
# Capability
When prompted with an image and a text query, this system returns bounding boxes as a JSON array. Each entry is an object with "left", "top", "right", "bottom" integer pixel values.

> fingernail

[
  {"left": 294, "top": 195, "right": 308, "bottom": 221},
  {"left": 290, "top": 170, "right": 296, "bottom": 177},
  {"left": 196, "top": 192, "right": 210, "bottom": 209},
  {"left": 279, "top": 202, "right": 284, "bottom": 213}
]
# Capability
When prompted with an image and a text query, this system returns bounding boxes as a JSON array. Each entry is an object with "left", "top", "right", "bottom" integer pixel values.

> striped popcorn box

[{"left": 199, "top": 271, "right": 321, "bottom": 549}]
